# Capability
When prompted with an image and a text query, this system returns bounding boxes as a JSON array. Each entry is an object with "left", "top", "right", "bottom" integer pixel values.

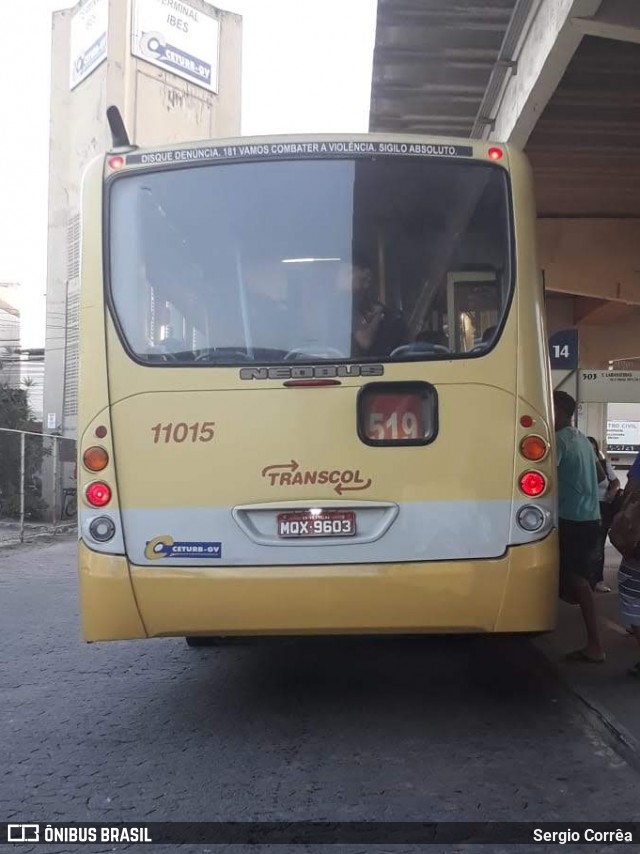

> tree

[{"left": 0, "top": 384, "right": 48, "bottom": 519}]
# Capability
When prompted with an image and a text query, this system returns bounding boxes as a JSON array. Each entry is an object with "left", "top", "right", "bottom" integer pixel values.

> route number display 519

[{"left": 360, "top": 386, "right": 432, "bottom": 445}]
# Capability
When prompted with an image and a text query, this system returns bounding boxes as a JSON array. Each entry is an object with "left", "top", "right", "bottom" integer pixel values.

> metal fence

[{"left": 0, "top": 428, "right": 77, "bottom": 545}]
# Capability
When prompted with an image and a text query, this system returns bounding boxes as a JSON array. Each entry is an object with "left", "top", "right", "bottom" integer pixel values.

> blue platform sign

[{"left": 549, "top": 329, "right": 578, "bottom": 371}]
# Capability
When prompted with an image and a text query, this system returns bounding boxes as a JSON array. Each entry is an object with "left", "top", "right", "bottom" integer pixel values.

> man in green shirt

[{"left": 554, "top": 390, "right": 604, "bottom": 663}]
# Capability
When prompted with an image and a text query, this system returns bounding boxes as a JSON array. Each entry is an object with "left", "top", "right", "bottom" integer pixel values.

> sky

[{"left": 0, "top": 0, "right": 378, "bottom": 348}]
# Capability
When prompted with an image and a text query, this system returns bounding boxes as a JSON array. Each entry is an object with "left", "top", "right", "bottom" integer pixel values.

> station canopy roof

[{"left": 369, "top": 0, "right": 518, "bottom": 137}]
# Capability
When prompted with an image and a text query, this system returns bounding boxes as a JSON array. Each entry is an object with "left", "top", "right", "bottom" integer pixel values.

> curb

[
  {"left": 569, "top": 685, "right": 640, "bottom": 774},
  {"left": 530, "top": 641, "right": 640, "bottom": 774},
  {"left": 0, "top": 525, "right": 77, "bottom": 550}
]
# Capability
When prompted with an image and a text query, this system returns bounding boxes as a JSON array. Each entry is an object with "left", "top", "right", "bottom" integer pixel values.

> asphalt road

[{"left": 1, "top": 538, "right": 639, "bottom": 853}]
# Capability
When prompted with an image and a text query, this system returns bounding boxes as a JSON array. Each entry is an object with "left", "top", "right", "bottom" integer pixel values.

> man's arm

[{"left": 604, "top": 461, "right": 621, "bottom": 499}]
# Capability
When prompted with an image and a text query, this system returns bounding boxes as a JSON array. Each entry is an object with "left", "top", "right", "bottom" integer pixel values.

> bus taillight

[
  {"left": 518, "top": 471, "right": 546, "bottom": 497},
  {"left": 520, "top": 435, "right": 548, "bottom": 462},
  {"left": 488, "top": 147, "right": 503, "bottom": 161},
  {"left": 517, "top": 505, "right": 546, "bottom": 532},
  {"left": 88, "top": 516, "right": 117, "bottom": 542},
  {"left": 83, "top": 446, "right": 109, "bottom": 471},
  {"left": 85, "top": 481, "right": 112, "bottom": 507}
]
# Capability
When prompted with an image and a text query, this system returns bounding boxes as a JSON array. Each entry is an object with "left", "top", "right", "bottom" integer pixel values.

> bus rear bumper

[{"left": 78, "top": 534, "right": 558, "bottom": 641}]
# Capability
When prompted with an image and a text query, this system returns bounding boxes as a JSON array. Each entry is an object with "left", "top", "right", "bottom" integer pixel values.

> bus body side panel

[
  {"left": 79, "top": 542, "right": 147, "bottom": 640},
  {"left": 78, "top": 159, "right": 112, "bottom": 443},
  {"left": 509, "top": 147, "right": 556, "bottom": 451}
]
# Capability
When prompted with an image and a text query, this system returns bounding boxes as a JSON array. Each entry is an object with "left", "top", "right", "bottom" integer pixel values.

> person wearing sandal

[
  {"left": 614, "top": 452, "right": 640, "bottom": 677},
  {"left": 554, "top": 391, "right": 606, "bottom": 664}
]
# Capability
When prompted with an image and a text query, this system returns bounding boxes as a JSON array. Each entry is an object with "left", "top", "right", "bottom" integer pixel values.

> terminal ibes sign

[
  {"left": 579, "top": 370, "right": 640, "bottom": 403},
  {"left": 69, "top": 0, "right": 108, "bottom": 90},
  {"left": 607, "top": 420, "right": 640, "bottom": 453},
  {"left": 132, "top": 0, "right": 220, "bottom": 93}
]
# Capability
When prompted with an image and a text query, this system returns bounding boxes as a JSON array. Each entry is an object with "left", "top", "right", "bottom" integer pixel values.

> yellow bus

[{"left": 78, "top": 123, "right": 558, "bottom": 643}]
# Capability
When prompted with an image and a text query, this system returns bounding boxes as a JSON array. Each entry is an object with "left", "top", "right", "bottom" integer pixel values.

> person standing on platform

[{"left": 553, "top": 391, "right": 605, "bottom": 663}]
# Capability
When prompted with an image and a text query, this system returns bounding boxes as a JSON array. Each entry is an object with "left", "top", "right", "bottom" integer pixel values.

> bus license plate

[{"left": 277, "top": 510, "right": 356, "bottom": 538}]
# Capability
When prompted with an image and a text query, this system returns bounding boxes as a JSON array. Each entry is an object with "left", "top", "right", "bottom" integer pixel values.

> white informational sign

[
  {"left": 579, "top": 370, "right": 640, "bottom": 404},
  {"left": 69, "top": 0, "right": 108, "bottom": 90},
  {"left": 607, "top": 420, "right": 640, "bottom": 452},
  {"left": 47, "top": 413, "right": 57, "bottom": 431},
  {"left": 131, "top": 0, "right": 220, "bottom": 93}
]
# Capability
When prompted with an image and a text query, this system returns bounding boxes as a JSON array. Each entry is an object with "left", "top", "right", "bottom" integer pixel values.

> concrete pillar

[
  {"left": 44, "top": 0, "right": 242, "bottom": 444},
  {"left": 576, "top": 402, "right": 606, "bottom": 443},
  {"left": 489, "top": 0, "right": 603, "bottom": 146},
  {"left": 43, "top": 0, "right": 241, "bottom": 512}
]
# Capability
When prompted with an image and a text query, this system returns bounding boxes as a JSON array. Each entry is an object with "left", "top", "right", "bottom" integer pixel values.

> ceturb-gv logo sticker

[{"left": 145, "top": 535, "right": 222, "bottom": 560}]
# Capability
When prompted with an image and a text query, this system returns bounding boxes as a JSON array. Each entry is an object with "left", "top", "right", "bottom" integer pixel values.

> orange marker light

[
  {"left": 488, "top": 147, "right": 503, "bottom": 161},
  {"left": 83, "top": 446, "right": 109, "bottom": 472},
  {"left": 85, "top": 481, "right": 112, "bottom": 507},
  {"left": 519, "top": 471, "right": 546, "bottom": 497},
  {"left": 520, "top": 435, "right": 548, "bottom": 462}
]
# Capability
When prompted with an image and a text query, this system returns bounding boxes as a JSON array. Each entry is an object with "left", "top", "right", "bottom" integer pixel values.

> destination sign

[
  {"left": 579, "top": 370, "right": 640, "bottom": 404},
  {"left": 125, "top": 141, "right": 475, "bottom": 167}
]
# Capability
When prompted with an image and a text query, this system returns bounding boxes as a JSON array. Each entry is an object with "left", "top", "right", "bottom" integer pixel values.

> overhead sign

[
  {"left": 69, "top": 0, "right": 108, "bottom": 90},
  {"left": 126, "top": 141, "right": 474, "bottom": 167},
  {"left": 131, "top": 0, "right": 220, "bottom": 93},
  {"left": 607, "top": 420, "right": 640, "bottom": 453},
  {"left": 579, "top": 370, "right": 640, "bottom": 403},
  {"left": 549, "top": 329, "right": 578, "bottom": 371}
]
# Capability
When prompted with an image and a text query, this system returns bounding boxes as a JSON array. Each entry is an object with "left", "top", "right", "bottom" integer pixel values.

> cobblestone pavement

[{"left": 1, "top": 538, "right": 639, "bottom": 853}]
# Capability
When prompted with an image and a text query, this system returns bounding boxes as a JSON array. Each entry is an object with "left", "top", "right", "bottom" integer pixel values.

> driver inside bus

[{"left": 338, "top": 257, "right": 407, "bottom": 357}]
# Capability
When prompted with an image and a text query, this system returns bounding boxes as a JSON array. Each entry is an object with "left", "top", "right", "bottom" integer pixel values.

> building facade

[
  {"left": 0, "top": 283, "right": 21, "bottom": 390},
  {"left": 43, "top": 0, "right": 242, "bottom": 438},
  {"left": 20, "top": 350, "right": 45, "bottom": 424}
]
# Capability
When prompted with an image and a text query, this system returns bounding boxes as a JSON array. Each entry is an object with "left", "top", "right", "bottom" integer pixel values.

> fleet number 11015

[{"left": 151, "top": 422, "right": 215, "bottom": 444}]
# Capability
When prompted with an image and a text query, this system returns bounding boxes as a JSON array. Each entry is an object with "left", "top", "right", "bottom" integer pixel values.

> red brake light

[
  {"left": 108, "top": 155, "right": 124, "bottom": 171},
  {"left": 520, "top": 415, "right": 534, "bottom": 428},
  {"left": 283, "top": 379, "right": 342, "bottom": 387},
  {"left": 519, "top": 471, "right": 546, "bottom": 497},
  {"left": 488, "top": 147, "right": 503, "bottom": 161},
  {"left": 85, "top": 481, "right": 112, "bottom": 507}
]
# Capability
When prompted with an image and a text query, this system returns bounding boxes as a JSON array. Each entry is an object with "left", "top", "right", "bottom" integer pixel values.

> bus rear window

[{"left": 107, "top": 157, "right": 512, "bottom": 365}]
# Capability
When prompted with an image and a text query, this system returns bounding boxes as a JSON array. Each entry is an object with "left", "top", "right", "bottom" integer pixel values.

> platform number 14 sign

[{"left": 549, "top": 329, "right": 578, "bottom": 371}]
